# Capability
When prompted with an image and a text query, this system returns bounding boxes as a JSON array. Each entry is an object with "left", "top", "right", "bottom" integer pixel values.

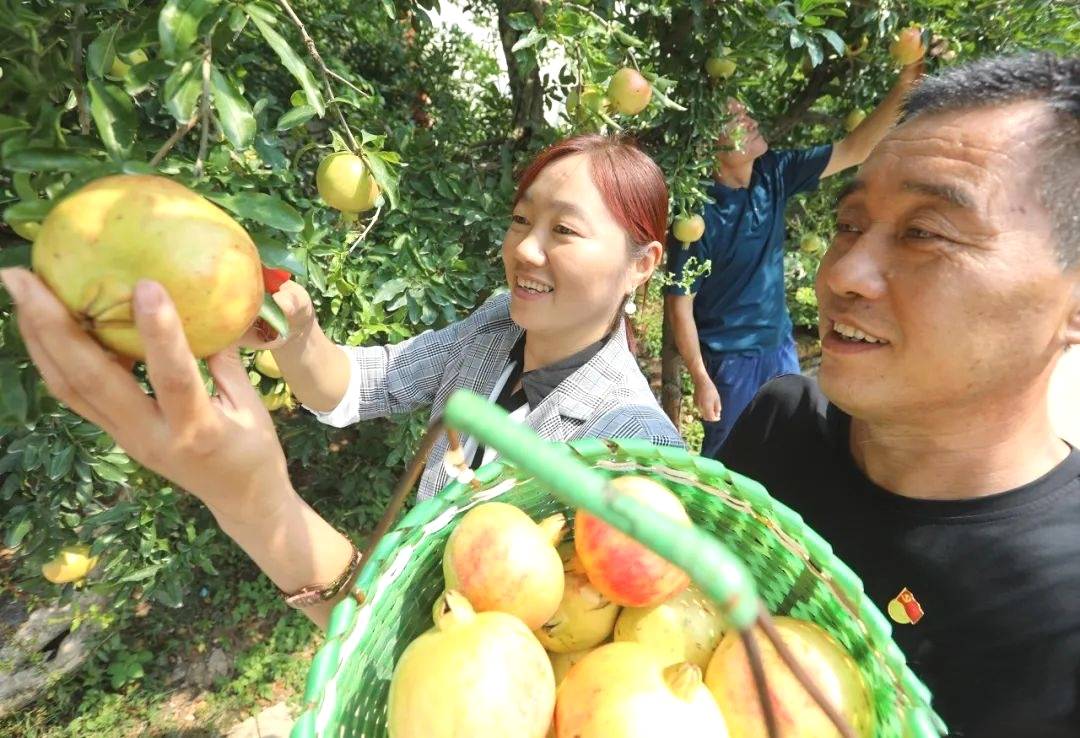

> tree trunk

[
  {"left": 660, "top": 304, "right": 683, "bottom": 425},
  {"left": 495, "top": 0, "right": 547, "bottom": 147}
]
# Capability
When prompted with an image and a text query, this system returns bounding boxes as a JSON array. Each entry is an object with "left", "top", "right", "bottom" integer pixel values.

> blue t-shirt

[{"left": 666, "top": 145, "right": 833, "bottom": 354}]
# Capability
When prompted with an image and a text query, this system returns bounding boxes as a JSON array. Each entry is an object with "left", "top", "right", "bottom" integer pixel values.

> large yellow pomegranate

[
  {"left": 32, "top": 175, "right": 263, "bottom": 360},
  {"left": 443, "top": 502, "right": 565, "bottom": 629},
  {"left": 315, "top": 152, "right": 380, "bottom": 213},
  {"left": 705, "top": 616, "right": 872, "bottom": 738},
  {"left": 388, "top": 590, "right": 555, "bottom": 738},
  {"left": 575, "top": 476, "right": 691, "bottom": 608},
  {"left": 535, "top": 545, "right": 620, "bottom": 653},
  {"left": 41, "top": 544, "right": 98, "bottom": 584},
  {"left": 614, "top": 583, "right": 725, "bottom": 669},
  {"left": 554, "top": 642, "right": 729, "bottom": 738}
]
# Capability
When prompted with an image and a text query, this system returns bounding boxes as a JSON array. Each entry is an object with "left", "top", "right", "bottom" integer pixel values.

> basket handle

[{"left": 352, "top": 419, "right": 450, "bottom": 602}]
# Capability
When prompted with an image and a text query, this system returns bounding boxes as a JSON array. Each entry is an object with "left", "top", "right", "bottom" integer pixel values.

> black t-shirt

[{"left": 719, "top": 375, "right": 1080, "bottom": 738}]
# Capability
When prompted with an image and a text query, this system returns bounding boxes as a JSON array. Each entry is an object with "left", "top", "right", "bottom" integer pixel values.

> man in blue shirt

[{"left": 667, "top": 60, "right": 924, "bottom": 457}]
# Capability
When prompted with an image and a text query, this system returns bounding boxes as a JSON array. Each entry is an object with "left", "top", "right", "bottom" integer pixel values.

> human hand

[
  {"left": 693, "top": 374, "right": 722, "bottom": 423},
  {"left": 241, "top": 279, "right": 318, "bottom": 351},
  {"left": 1, "top": 267, "right": 294, "bottom": 527}
]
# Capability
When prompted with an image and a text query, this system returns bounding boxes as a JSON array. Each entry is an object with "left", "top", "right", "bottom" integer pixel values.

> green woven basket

[{"left": 291, "top": 391, "right": 947, "bottom": 738}]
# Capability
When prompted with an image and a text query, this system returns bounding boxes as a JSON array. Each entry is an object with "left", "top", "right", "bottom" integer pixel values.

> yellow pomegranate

[
  {"left": 672, "top": 214, "right": 705, "bottom": 244},
  {"left": 606, "top": 68, "right": 652, "bottom": 115},
  {"left": 443, "top": 502, "right": 565, "bottom": 630},
  {"left": 535, "top": 547, "right": 620, "bottom": 653},
  {"left": 554, "top": 642, "right": 728, "bottom": 738},
  {"left": 575, "top": 476, "right": 691, "bottom": 608},
  {"left": 614, "top": 583, "right": 725, "bottom": 669},
  {"left": 41, "top": 544, "right": 98, "bottom": 584},
  {"left": 254, "top": 349, "right": 282, "bottom": 378},
  {"left": 32, "top": 175, "right": 263, "bottom": 360},
  {"left": 388, "top": 590, "right": 555, "bottom": 738},
  {"left": 260, "top": 383, "right": 294, "bottom": 412},
  {"left": 549, "top": 646, "right": 599, "bottom": 686},
  {"left": 705, "top": 616, "right": 872, "bottom": 738},
  {"left": 316, "top": 152, "right": 380, "bottom": 213}
]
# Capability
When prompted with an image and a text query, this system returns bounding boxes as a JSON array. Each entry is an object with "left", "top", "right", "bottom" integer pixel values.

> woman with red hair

[{"left": 2, "top": 134, "right": 683, "bottom": 626}]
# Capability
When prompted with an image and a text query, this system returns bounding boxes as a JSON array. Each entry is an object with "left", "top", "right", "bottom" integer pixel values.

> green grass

[{"left": 2, "top": 547, "right": 318, "bottom": 738}]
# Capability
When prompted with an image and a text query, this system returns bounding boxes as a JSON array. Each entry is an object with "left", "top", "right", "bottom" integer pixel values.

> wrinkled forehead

[{"left": 858, "top": 102, "right": 1051, "bottom": 205}]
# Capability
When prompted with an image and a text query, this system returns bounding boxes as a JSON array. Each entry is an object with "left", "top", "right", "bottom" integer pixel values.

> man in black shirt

[{"left": 720, "top": 53, "right": 1080, "bottom": 737}]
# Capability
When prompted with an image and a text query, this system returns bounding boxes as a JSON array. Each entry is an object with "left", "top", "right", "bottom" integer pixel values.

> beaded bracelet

[{"left": 283, "top": 541, "right": 362, "bottom": 609}]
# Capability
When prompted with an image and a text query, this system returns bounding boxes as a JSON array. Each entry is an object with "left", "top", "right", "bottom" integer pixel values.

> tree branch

[
  {"left": 348, "top": 202, "right": 383, "bottom": 254},
  {"left": 275, "top": 0, "right": 361, "bottom": 152},
  {"left": 495, "top": 0, "right": 548, "bottom": 148},
  {"left": 771, "top": 58, "right": 849, "bottom": 139},
  {"left": 71, "top": 4, "right": 91, "bottom": 135},
  {"left": 149, "top": 117, "right": 198, "bottom": 167},
  {"left": 194, "top": 42, "right": 212, "bottom": 177}
]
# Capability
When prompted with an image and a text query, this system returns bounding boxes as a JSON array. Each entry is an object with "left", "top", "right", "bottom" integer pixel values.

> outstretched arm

[
  {"left": 1, "top": 267, "right": 355, "bottom": 628},
  {"left": 820, "top": 60, "right": 924, "bottom": 179}
]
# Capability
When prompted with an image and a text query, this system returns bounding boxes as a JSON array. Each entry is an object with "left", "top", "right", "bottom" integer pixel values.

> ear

[
  {"left": 1066, "top": 282, "right": 1080, "bottom": 348},
  {"left": 630, "top": 240, "right": 663, "bottom": 290}
]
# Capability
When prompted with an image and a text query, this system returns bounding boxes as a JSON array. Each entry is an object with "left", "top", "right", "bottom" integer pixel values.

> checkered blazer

[{"left": 307, "top": 292, "right": 684, "bottom": 500}]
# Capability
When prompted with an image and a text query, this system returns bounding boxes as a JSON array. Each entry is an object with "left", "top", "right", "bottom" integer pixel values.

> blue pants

[{"left": 699, "top": 334, "right": 801, "bottom": 458}]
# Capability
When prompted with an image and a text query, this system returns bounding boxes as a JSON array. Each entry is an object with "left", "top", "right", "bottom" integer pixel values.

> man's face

[
  {"left": 816, "top": 101, "right": 1080, "bottom": 422},
  {"left": 717, "top": 99, "right": 768, "bottom": 164}
]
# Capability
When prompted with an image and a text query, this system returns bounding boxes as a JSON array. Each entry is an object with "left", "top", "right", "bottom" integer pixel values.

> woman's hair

[
  {"left": 514, "top": 134, "right": 669, "bottom": 258},
  {"left": 513, "top": 134, "right": 669, "bottom": 352}
]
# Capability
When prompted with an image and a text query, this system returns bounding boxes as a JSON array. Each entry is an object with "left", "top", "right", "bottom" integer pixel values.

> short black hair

[{"left": 902, "top": 52, "right": 1080, "bottom": 268}]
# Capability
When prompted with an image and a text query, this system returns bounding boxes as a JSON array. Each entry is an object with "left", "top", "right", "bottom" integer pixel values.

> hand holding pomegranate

[
  {"left": 240, "top": 279, "right": 318, "bottom": 351},
  {"left": 0, "top": 268, "right": 292, "bottom": 526}
]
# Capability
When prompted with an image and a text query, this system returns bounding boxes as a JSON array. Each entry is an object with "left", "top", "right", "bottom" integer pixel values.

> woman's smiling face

[{"left": 502, "top": 152, "right": 644, "bottom": 337}]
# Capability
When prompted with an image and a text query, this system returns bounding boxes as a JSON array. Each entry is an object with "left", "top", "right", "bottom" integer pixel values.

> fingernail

[
  {"left": 133, "top": 280, "right": 165, "bottom": 313},
  {"left": 0, "top": 268, "right": 24, "bottom": 304}
]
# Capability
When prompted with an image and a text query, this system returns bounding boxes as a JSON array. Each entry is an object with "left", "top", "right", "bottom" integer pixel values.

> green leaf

[
  {"left": 93, "top": 463, "right": 128, "bottom": 483},
  {"left": 2, "top": 148, "right": 100, "bottom": 173},
  {"left": 275, "top": 105, "right": 316, "bottom": 131},
  {"left": 88, "top": 79, "right": 137, "bottom": 158},
  {"left": 87, "top": 28, "right": 121, "bottom": 80},
  {"left": 373, "top": 277, "right": 408, "bottom": 304},
  {"left": 254, "top": 237, "right": 307, "bottom": 276},
  {"left": 47, "top": 445, "right": 76, "bottom": 480},
  {"left": 805, "top": 37, "right": 824, "bottom": 67},
  {"left": 4, "top": 518, "right": 31, "bottom": 549},
  {"left": 818, "top": 28, "right": 847, "bottom": 55},
  {"left": 363, "top": 152, "right": 397, "bottom": 210},
  {"left": 207, "top": 192, "right": 303, "bottom": 232},
  {"left": 248, "top": 12, "right": 325, "bottom": 116},
  {"left": 126, "top": 59, "right": 171, "bottom": 93},
  {"left": 0, "top": 115, "right": 31, "bottom": 140},
  {"left": 163, "top": 59, "right": 202, "bottom": 123},
  {"left": 209, "top": 68, "right": 255, "bottom": 148},
  {"left": 159, "top": 0, "right": 218, "bottom": 60},
  {"left": 258, "top": 294, "right": 289, "bottom": 339},
  {"left": 0, "top": 245, "right": 31, "bottom": 269},
  {"left": 0, "top": 361, "right": 28, "bottom": 426},
  {"left": 505, "top": 12, "right": 534, "bottom": 31},
  {"left": 4, "top": 199, "right": 53, "bottom": 225},
  {"left": 511, "top": 28, "right": 545, "bottom": 53},
  {"left": 381, "top": 0, "right": 396, "bottom": 19},
  {"left": 118, "top": 564, "right": 163, "bottom": 583}
]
